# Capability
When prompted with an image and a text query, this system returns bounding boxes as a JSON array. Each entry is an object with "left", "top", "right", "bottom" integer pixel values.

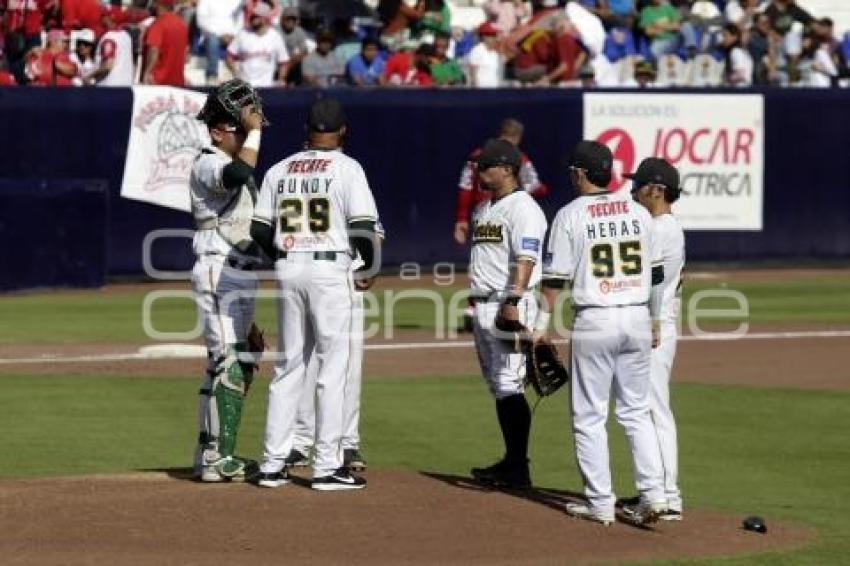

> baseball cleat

[
  {"left": 470, "top": 459, "right": 531, "bottom": 489},
  {"left": 283, "top": 448, "right": 310, "bottom": 468},
  {"left": 622, "top": 500, "right": 667, "bottom": 526},
  {"left": 200, "top": 456, "right": 248, "bottom": 482},
  {"left": 343, "top": 448, "right": 367, "bottom": 472},
  {"left": 312, "top": 467, "right": 367, "bottom": 491},
  {"left": 659, "top": 509, "right": 683, "bottom": 522},
  {"left": 256, "top": 470, "right": 290, "bottom": 488},
  {"left": 564, "top": 502, "right": 616, "bottom": 526}
]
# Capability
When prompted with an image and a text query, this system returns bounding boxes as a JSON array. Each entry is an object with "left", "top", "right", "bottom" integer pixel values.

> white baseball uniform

[
  {"left": 469, "top": 191, "right": 547, "bottom": 399},
  {"left": 227, "top": 27, "right": 289, "bottom": 87},
  {"left": 190, "top": 146, "right": 262, "bottom": 475},
  {"left": 254, "top": 148, "right": 378, "bottom": 478},
  {"left": 649, "top": 213, "right": 685, "bottom": 513},
  {"left": 291, "top": 222, "right": 385, "bottom": 456},
  {"left": 544, "top": 191, "right": 665, "bottom": 514},
  {"left": 95, "top": 29, "right": 134, "bottom": 86}
]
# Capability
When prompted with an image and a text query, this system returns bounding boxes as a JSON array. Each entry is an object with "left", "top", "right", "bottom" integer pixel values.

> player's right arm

[
  {"left": 537, "top": 208, "right": 575, "bottom": 337},
  {"left": 249, "top": 165, "right": 278, "bottom": 260}
]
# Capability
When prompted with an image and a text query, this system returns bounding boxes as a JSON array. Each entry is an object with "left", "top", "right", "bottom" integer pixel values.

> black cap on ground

[
  {"left": 625, "top": 157, "right": 681, "bottom": 191},
  {"left": 477, "top": 138, "right": 521, "bottom": 171},
  {"left": 307, "top": 97, "right": 346, "bottom": 133}
]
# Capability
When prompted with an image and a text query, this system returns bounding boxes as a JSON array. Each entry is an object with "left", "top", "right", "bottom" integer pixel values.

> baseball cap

[
  {"left": 634, "top": 60, "right": 656, "bottom": 77},
  {"left": 477, "top": 138, "right": 522, "bottom": 171},
  {"left": 569, "top": 140, "right": 613, "bottom": 178},
  {"left": 307, "top": 98, "right": 346, "bottom": 133},
  {"left": 281, "top": 7, "right": 299, "bottom": 19},
  {"left": 625, "top": 157, "right": 681, "bottom": 191},
  {"left": 252, "top": 3, "right": 272, "bottom": 18},
  {"left": 76, "top": 29, "right": 96, "bottom": 44},
  {"left": 47, "top": 29, "right": 69, "bottom": 43},
  {"left": 477, "top": 22, "right": 499, "bottom": 37}
]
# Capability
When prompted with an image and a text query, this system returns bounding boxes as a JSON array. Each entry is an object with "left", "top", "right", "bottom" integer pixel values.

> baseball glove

[{"left": 525, "top": 339, "right": 570, "bottom": 397}]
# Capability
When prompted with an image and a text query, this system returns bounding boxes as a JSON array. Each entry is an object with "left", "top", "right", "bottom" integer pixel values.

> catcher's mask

[{"left": 197, "top": 78, "right": 269, "bottom": 130}]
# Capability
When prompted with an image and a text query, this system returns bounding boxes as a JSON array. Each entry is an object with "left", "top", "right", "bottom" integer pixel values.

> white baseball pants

[
  {"left": 261, "top": 255, "right": 355, "bottom": 478},
  {"left": 650, "top": 321, "right": 682, "bottom": 512},
  {"left": 570, "top": 305, "right": 665, "bottom": 514},
  {"left": 292, "top": 291, "right": 365, "bottom": 452}
]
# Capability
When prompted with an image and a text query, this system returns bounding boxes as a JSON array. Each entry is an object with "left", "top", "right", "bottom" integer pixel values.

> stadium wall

[{"left": 1, "top": 88, "right": 849, "bottom": 290}]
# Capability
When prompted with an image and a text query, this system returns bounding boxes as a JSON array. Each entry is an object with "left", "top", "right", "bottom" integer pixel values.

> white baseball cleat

[
  {"left": 564, "top": 502, "right": 616, "bottom": 526},
  {"left": 659, "top": 509, "right": 683, "bottom": 522},
  {"left": 312, "top": 467, "right": 367, "bottom": 491},
  {"left": 256, "top": 470, "right": 290, "bottom": 488}
]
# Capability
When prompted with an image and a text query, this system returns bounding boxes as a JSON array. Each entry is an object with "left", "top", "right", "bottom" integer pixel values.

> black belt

[
  {"left": 470, "top": 294, "right": 528, "bottom": 304},
  {"left": 277, "top": 251, "right": 338, "bottom": 261},
  {"left": 226, "top": 258, "right": 255, "bottom": 271}
]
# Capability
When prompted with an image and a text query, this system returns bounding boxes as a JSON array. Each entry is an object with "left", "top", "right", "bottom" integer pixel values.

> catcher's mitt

[{"left": 525, "top": 340, "right": 570, "bottom": 397}]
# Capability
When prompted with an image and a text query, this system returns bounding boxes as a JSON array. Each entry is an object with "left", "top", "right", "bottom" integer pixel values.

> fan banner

[
  {"left": 583, "top": 93, "right": 765, "bottom": 231},
  {"left": 120, "top": 86, "right": 209, "bottom": 212}
]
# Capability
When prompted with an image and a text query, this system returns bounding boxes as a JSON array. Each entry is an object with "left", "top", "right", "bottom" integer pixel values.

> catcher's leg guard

[{"left": 208, "top": 343, "right": 254, "bottom": 477}]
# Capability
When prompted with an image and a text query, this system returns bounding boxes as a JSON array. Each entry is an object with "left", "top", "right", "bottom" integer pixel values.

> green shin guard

[{"left": 213, "top": 344, "right": 252, "bottom": 460}]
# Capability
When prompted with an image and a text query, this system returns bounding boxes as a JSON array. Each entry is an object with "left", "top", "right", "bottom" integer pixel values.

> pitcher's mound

[{"left": 0, "top": 470, "right": 812, "bottom": 565}]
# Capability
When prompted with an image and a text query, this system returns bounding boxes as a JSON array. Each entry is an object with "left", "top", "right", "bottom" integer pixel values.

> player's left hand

[{"left": 354, "top": 276, "right": 375, "bottom": 291}]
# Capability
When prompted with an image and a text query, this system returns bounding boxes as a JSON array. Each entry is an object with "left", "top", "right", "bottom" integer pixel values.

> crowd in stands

[{"left": 1, "top": 0, "right": 848, "bottom": 88}]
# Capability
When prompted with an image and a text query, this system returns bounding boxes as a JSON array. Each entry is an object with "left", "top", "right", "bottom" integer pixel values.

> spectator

[
  {"left": 429, "top": 32, "right": 464, "bottom": 85},
  {"left": 801, "top": 33, "right": 837, "bottom": 87},
  {"left": 226, "top": 2, "right": 289, "bottom": 87},
  {"left": 720, "top": 22, "right": 753, "bottom": 86},
  {"left": 25, "top": 28, "right": 77, "bottom": 86},
  {"left": 83, "top": 20, "right": 134, "bottom": 86},
  {"left": 382, "top": 41, "right": 433, "bottom": 86},
  {"left": 196, "top": 0, "right": 241, "bottom": 85},
  {"left": 3, "top": 0, "right": 50, "bottom": 81},
  {"left": 639, "top": 0, "right": 682, "bottom": 60},
  {"left": 142, "top": 0, "right": 189, "bottom": 86},
  {"left": 681, "top": 0, "right": 724, "bottom": 56},
  {"left": 606, "top": 0, "right": 637, "bottom": 28},
  {"left": 451, "top": 25, "right": 475, "bottom": 59},
  {"left": 484, "top": 0, "right": 527, "bottom": 36},
  {"left": 725, "top": 0, "right": 767, "bottom": 30},
  {"left": 243, "top": 0, "right": 280, "bottom": 29},
  {"left": 70, "top": 28, "right": 97, "bottom": 85},
  {"left": 301, "top": 30, "right": 344, "bottom": 86},
  {"left": 468, "top": 22, "right": 504, "bottom": 88},
  {"left": 61, "top": 0, "right": 112, "bottom": 39},
  {"left": 347, "top": 37, "right": 385, "bottom": 86},
  {"left": 280, "top": 7, "right": 311, "bottom": 85},
  {"left": 632, "top": 58, "right": 658, "bottom": 87},
  {"left": 416, "top": 0, "right": 451, "bottom": 38},
  {"left": 331, "top": 17, "right": 361, "bottom": 65},
  {"left": 513, "top": 14, "right": 586, "bottom": 85},
  {"left": 378, "top": 0, "right": 424, "bottom": 52},
  {"left": 747, "top": 12, "right": 777, "bottom": 84},
  {"left": 604, "top": 26, "right": 638, "bottom": 62},
  {"left": 764, "top": 0, "right": 812, "bottom": 79},
  {"left": 106, "top": 0, "right": 126, "bottom": 26},
  {"left": 0, "top": 49, "right": 19, "bottom": 85}
]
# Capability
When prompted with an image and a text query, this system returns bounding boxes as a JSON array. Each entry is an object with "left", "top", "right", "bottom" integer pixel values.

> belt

[
  {"left": 278, "top": 251, "right": 339, "bottom": 261},
  {"left": 226, "top": 258, "right": 255, "bottom": 271},
  {"left": 573, "top": 301, "right": 648, "bottom": 312},
  {"left": 470, "top": 292, "right": 530, "bottom": 304}
]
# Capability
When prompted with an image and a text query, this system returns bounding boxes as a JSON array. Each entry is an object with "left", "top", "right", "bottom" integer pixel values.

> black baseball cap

[
  {"left": 477, "top": 138, "right": 521, "bottom": 170},
  {"left": 625, "top": 157, "right": 681, "bottom": 191},
  {"left": 307, "top": 97, "right": 346, "bottom": 133},
  {"left": 569, "top": 140, "right": 613, "bottom": 186}
]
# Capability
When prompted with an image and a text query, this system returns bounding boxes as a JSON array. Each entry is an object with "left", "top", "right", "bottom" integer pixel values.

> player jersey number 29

[
  {"left": 279, "top": 197, "right": 330, "bottom": 233},
  {"left": 590, "top": 241, "right": 642, "bottom": 277}
]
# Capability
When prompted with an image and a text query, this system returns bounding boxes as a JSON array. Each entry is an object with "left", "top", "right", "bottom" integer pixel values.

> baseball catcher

[{"left": 190, "top": 78, "right": 269, "bottom": 482}]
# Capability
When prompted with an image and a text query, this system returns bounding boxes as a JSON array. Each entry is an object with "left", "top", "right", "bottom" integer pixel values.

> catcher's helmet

[{"left": 197, "top": 78, "right": 268, "bottom": 128}]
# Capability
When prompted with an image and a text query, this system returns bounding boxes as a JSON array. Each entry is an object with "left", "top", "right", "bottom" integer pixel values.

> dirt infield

[{"left": 0, "top": 470, "right": 812, "bottom": 566}]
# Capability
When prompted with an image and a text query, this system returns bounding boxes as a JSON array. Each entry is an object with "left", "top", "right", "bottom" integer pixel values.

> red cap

[{"left": 477, "top": 22, "right": 499, "bottom": 37}]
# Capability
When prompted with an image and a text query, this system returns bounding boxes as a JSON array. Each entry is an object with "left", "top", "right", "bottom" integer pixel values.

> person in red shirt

[
  {"left": 513, "top": 14, "right": 586, "bottom": 85},
  {"left": 3, "top": 0, "right": 53, "bottom": 70},
  {"left": 453, "top": 117, "right": 548, "bottom": 244},
  {"left": 142, "top": 0, "right": 188, "bottom": 86},
  {"left": 25, "top": 28, "right": 77, "bottom": 86},
  {"left": 61, "top": 0, "right": 111, "bottom": 38},
  {"left": 381, "top": 42, "right": 433, "bottom": 86},
  {"left": 0, "top": 49, "right": 19, "bottom": 85}
]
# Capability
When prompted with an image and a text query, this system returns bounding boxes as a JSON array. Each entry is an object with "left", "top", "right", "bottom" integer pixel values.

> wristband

[
  {"left": 243, "top": 129, "right": 261, "bottom": 152},
  {"left": 533, "top": 311, "right": 551, "bottom": 332}
]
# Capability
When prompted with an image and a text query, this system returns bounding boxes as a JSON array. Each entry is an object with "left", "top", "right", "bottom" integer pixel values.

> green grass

[
  {"left": 2, "top": 374, "right": 849, "bottom": 564},
  {"left": 2, "top": 275, "right": 849, "bottom": 345}
]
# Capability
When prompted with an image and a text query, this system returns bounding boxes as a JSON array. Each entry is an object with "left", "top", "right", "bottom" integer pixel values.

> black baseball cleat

[
  {"left": 283, "top": 448, "right": 310, "bottom": 468},
  {"left": 312, "top": 467, "right": 367, "bottom": 491},
  {"left": 343, "top": 448, "right": 367, "bottom": 472},
  {"left": 471, "top": 459, "right": 531, "bottom": 489},
  {"left": 256, "top": 469, "right": 290, "bottom": 488}
]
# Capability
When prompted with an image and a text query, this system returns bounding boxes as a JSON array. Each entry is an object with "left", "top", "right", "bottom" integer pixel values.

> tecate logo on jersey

[
  {"left": 598, "top": 278, "right": 642, "bottom": 295},
  {"left": 472, "top": 223, "right": 504, "bottom": 244}
]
